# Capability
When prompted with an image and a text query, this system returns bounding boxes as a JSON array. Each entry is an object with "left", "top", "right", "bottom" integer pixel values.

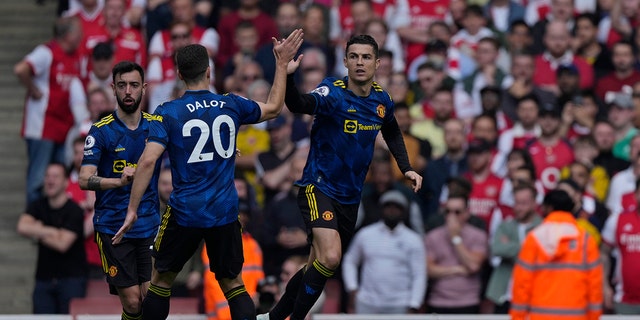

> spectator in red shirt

[
  {"left": 216, "top": 0, "right": 278, "bottom": 70},
  {"left": 533, "top": 21, "right": 594, "bottom": 94},
  {"left": 527, "top": 104, "right": 575, "bottom": 192},
  {"left": 595, "top": 40, "right": 640, "bottom": 101}
]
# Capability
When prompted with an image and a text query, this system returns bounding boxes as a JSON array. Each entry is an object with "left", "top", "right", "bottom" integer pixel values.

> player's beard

[{"left": 117, "top": 94, "right": 142, "bottom": 114}]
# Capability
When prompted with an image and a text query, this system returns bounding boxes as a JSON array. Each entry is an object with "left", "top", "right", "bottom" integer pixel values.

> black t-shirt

[{"left": 26, "top": 198, "right": 87, "bottom": 280}]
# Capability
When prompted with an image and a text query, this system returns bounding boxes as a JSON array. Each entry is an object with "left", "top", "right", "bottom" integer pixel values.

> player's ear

[
  {"left": 206, "top": 66, "right": 211, "bottom": 81},
  {"left": 177, "top": 70, "right": 184, "bottom": 81}
]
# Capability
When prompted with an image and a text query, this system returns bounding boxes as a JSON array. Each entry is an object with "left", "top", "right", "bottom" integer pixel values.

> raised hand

[{"left": 272, "top": 29, "right": 304, "bottom": 66}]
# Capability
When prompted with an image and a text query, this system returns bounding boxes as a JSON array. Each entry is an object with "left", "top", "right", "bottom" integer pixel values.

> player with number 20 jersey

[{"left": 149, "top": 92, "right": 260, "bottom": 227}]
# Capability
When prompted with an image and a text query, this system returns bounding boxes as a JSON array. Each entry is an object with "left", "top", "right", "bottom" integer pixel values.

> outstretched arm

[{"left": 114, "top": 141, "right": 165, "bottom": 244}]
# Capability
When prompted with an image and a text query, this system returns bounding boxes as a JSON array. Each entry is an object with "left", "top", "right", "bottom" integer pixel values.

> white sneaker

[{"left": 256, "top": 313, "right": 270, "bottom": 320}]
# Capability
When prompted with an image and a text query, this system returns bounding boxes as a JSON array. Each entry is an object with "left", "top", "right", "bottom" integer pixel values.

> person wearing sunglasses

[{"left": 425, "top": 193, "right": 488, "bottom": 314}]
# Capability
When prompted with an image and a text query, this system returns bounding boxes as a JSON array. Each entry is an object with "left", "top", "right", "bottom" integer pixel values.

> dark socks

[
  {"left": 121, "top": 309, "right": 142, "bottom": 320},
  {"left": 269, "top": 266, "right": 306, "bottom": 320},
  {"left": 141, "top": 283, "right": 171, "bottom": 320},
  {"left": 225, "top": 285, "right": 256, "bottom": 320},
  {"left": 290, "top": 260, "right": 333, "bottom": 320}
]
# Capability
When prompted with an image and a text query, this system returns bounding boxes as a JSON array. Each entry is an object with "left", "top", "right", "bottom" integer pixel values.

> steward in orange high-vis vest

[
  {"left": 510, "top": 190, "right": 603, "bottom": 320},
  {"left": 202, "top": 202, "right": 265, "bottom": 320}
]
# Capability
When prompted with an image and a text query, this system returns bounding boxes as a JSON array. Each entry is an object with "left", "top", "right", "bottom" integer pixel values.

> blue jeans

[
  {"left": 33, "top": 277, "right": 87, "bottom": 314},
  {"left": 26, "top": 139, "right": 65, "bottom": 204}
]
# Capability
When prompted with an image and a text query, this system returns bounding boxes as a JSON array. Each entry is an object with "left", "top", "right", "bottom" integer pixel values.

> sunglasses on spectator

[{"left": 171, "top": 33, "right": 190, "bottom": 40}]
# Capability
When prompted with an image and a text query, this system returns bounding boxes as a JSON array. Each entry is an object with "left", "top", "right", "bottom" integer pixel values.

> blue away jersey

[
  {"left": 301, "top": 77, "right": 395, "bottom": 204},
  {"left": 149, "top": 90, "right": 261, "bottom": 228},
  {"left": 82, "top": 111, "right": 161, "bottom": 238}
]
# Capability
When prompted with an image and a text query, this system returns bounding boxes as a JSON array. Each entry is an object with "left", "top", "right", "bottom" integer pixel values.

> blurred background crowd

[{"left": 14, "top": 0, "right": 640, "bottom": 317}]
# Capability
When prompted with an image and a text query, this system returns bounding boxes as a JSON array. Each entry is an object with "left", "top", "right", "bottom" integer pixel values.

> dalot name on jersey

[{"left": 187, "top": 99, "right": 227, "bottom": 112}]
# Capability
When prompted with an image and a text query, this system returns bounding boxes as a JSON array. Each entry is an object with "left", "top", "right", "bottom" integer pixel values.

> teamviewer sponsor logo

[{"left": 344, "top": 120, "right": 357, "bottom": 133}]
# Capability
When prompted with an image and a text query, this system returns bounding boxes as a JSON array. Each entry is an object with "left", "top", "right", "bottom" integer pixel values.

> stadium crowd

[{"left": 14, "top": 0, "right": 640, "bottom": 318}]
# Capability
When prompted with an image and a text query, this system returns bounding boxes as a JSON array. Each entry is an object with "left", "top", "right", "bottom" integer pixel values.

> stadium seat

[{"left": 85, "top": 280, "right": 110, "bottom": 297}]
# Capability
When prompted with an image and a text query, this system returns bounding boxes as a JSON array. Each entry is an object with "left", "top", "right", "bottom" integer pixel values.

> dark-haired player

[
  {"left": 79, "top": 61, "right": 161, "bottom": 320},
  {"left": 116, "top": 29, "right": 304, "bottom": 320},
  {"left": 258, "top": 34, "right": 422, "bottom": 320}
]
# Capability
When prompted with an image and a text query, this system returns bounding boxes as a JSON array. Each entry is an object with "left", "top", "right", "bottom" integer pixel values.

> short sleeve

[
  {"left": 308, "top": 78, "right": 340, "bottom": 116},
  {"left": 25, "top": 45, "right": 52, "bottom": 76},
  {"left": 227, "top": 93, "right": 261, "bottom": 125},
  {"left": 469, "top": 228, "right": 489, "bottom": 255},
  {"left": 81, "top": 126, "right": 105, "bottom": 166},
  {"left": 147, "top": 108, "right": 169, "bottom": 147}
]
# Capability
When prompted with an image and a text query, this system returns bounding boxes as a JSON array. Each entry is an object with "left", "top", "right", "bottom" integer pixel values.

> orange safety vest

[
  {"left": 510, "top": 211, "right": 603, "bottom": 320},
  {"left": 202, "top": 232, "right": 265, "bottom": 320}
]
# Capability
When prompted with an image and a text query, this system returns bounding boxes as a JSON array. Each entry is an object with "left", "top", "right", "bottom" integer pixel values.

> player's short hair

[
  {"left": 345, "top": 34, "right": 379, "bottom": 59},
  {"left": 176, "top": 44, "right": 209, "bottom": 84},
  {"left": 112, "top": 61, "right": 145, "bottom": 83}
]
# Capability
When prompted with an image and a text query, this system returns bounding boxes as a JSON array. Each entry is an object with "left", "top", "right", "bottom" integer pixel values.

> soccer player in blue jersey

[
  {"left": 114, "top": 29, "right": 304, "bottom": 320},
  {"left": 257, "top": 34, "right": 423, "bottom": 320},
  {"left": 79, "top": 61, "right": 161, "bottom": 320}
]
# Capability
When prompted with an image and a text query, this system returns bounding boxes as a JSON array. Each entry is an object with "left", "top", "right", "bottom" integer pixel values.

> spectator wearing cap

[
  {"left": 425, "top": 192, "right": 488, "bottom": 314},
  {"left": 527, "top": 102, "right": 575, "bottom": 192},
  {"left": 256, "top": 115, "right": 298, "bottom": 207},
  {"left": 608, "top": 92, "right": 638, "bottom": 162},
  {"left": 533, "top": 21, "right": 594, "bottom": 94},
  {"left": 342, "top": 190, "right": 426, "bottom": 314},
  {"left": 462, "top": 138, "right": 505, "bottom": 234},
  {"left": 596, "top": 40, "right": 640, "bottom": 102},
  {"left": 84, "top": 42, "right": 114, "bottom": 93}
]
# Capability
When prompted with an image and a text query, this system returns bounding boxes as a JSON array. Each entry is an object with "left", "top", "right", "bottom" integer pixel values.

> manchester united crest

[
  {"left": 322, "top": 211, "right": 334, "bottom": 221},
  {"left": 376, "top": 104, "right": 385, "bottom": 118},
  {"left": 109, "top": 265, "right": 118, "bottom": 277}
]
